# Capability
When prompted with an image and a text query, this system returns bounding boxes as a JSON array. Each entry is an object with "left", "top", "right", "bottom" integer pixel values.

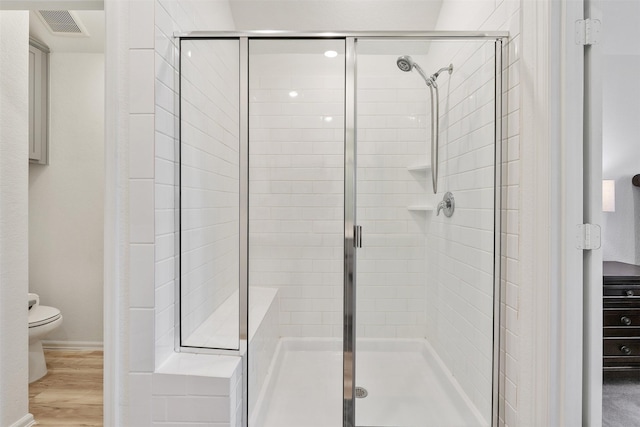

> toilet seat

[{"left": 29, "top": 305, "right": 62, "bottom": 328}]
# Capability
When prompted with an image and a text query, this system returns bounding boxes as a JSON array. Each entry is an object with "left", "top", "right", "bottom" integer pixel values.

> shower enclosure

[{"left": 177, "top": 32, "right": 506, "bottom": 427}]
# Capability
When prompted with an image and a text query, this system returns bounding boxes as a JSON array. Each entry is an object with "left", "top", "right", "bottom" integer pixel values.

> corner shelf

[
  {"left": 407, "top": 164, "right": 431, "bottom": 172},
  {"left": 407, "top": 163, "right": 433, "bottom": 212},
  {"left": 407, "top": 205, "right": 433, "bottom": 212}
]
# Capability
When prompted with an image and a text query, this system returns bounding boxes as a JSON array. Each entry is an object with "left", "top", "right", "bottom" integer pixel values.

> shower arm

[{"left": 432, "top": 65, "right": 453, "bottom": 81}]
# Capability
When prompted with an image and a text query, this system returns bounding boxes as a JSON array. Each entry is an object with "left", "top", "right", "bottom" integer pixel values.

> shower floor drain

[{"left": 355, "top": 386, "right": 368, "bottom": 398}]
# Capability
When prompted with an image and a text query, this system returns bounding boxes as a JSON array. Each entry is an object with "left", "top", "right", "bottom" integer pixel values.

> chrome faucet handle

[{"left": 436, "top": 192, "right": 455, "bottom": 217}]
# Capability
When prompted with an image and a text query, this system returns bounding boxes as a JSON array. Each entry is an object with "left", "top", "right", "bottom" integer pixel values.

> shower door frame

[{"left": 175, "top": 31, "right": 508, "bottom": 427}]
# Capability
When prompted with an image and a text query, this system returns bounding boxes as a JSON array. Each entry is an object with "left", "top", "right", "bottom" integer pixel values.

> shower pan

[{"left": 176, "top": 31, "right": 506, "bottom": 427}]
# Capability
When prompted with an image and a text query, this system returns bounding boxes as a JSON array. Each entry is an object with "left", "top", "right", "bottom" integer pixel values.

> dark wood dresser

[{"left": 603, "top": 261, "right": 640, "bottom": 377}]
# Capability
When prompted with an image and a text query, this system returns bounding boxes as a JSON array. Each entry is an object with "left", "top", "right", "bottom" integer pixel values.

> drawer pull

[
  {"left": 621, "top": 316, "right": 633, "bottom": 326},
  {"left": 620, "top": 345, "right": 632, "bottom": 355},
  {"left": 626, "top": 290, "right": 635, "bottom": 297}
]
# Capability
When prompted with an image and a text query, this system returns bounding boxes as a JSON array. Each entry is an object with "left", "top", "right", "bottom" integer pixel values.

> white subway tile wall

[
  {"left": 127, "top": 0, "right": 158, "bottom": 423},
  {"left": 475, "top": 2, "right": 521, "bottom": 425},
  {"left": 127, "top": 0, "right": 241, "bottom": 425},
  {"left": 501, "top": 21, "right": 521, "bottom": 427},
  {"left": 180, "top": 39, "right": 241, "bottom": 348},
  {"left": 154, "top": 0, "right": 178, "bottom": 372},
  {"left": 248, "top": 43, "right": 345, "bottom": 339},
  {"left": 356, "top": 52, "right": 431, "bottom": 340},
  {"left": 424, "top": 40, "right": 498, "bottom": 421},
  {"left": 151, "top": 353, "right": 243, "bottom": 426},
  {"left": 247, "top": 288, "right": 279, "bottom": 422}
]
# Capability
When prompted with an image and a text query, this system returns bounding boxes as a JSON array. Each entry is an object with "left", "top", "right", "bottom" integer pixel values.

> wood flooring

[{"left": 29, "top": 350, "right": 103, "bottom": 426}]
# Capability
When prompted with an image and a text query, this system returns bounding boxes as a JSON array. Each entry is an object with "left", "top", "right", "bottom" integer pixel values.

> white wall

[
  {"left": 0, "top": 10, "right": 33, "bottom": 427},
  {"left": 602, "top": 0, "right": 640, "bottom": 265},
  {"left": 29, "top": 52, "right": 104, "bottom": 345}
]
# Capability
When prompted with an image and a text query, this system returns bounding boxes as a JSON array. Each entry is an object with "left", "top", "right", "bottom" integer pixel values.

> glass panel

[
  {"left": 180, "top": 39, "right": 241, "bottom": 350},
  {"left": 355, "top": 38, "right": 497, "bottom": 426},
  {"left": 248, "top": 39, "right": 345, "bottom": 426}
]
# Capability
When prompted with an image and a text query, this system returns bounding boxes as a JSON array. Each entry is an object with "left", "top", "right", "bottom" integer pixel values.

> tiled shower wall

[
  {"left": 355, "top": 53, "right": 430, "bottom": 339},
  {"left": 433, "top": 4, "right": 521, "bottom": 426},
  {"left": 248, "top": 47, "right": 345, "bottom": 339},
  {"left": 152, "top": 0, "right": 236, "bottom": 367},
  {"left": 125, "top": 0, "right": 239, "bottom": 425},
  {"left": 424, "top": 40, "right": 498, "bottom": 421},
  {"left": 248, "top": 49, "right": 431, "bottom": 340},
  {"left": 179, "top": 39, "right": 240, "bottom": 343}
]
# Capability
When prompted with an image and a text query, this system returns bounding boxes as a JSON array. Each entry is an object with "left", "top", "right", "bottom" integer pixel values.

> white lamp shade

[{"left": 603, "top": 180, "right": 615, "bottom": 212}]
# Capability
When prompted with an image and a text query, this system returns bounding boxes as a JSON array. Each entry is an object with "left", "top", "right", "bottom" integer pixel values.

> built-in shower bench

[
  {"left": 153, "top": 352, "right": 243, "bottom": 425},
  {"left": 150, "top": 287, "right": 279, "bottom": 427}
]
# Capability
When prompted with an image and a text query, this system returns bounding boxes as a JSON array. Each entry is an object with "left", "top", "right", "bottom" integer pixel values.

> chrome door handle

[{"left": 354, "top": 225, "right": 362, "bottom": 248}]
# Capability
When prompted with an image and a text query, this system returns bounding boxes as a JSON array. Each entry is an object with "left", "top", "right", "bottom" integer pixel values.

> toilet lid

[{"left": 29, "top": 305, "right": 61, "bottom": 328}]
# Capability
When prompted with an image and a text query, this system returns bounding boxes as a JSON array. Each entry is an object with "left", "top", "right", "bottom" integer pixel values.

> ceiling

[
  {"left": 26, "top": 0, "right": 443, "bottom": 53},
  {"left": 229, "top": 0, "right": 443, "bottom": 32},
  {"left": 29, "top": 10, "right": 104, "bottom": 53}
]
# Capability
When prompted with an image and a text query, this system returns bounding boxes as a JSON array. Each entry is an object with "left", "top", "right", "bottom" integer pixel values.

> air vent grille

[{"left": 37, "top": 10, "right": 83, "bottom": 34}]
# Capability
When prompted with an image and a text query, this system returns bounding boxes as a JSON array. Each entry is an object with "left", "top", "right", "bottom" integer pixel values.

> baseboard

[
  {"left": 10, "top": 414, "right": 35, "bottom": 427},
  {"left": 42, "top": 340, "right": 103, "bottom": 351}
]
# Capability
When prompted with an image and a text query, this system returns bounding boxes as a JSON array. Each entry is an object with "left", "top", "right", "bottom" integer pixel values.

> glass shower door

[
  {"left": 247, "top": 38, "right": 346, "bottom": 427},
  {"left": 352, "top": 38, "right": 500, "bottom": 427}
]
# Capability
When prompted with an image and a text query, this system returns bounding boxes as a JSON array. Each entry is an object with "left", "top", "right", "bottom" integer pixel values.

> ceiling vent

[{"left": 36, "top": 10, "right": 89, "bottom": 37}]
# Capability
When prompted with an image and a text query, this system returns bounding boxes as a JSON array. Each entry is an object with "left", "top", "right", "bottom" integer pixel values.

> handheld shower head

[
  {"left": 397, "top": 55, "right": 454, "bottom": 87},
  {"left": 396, "top": 55, "right": 414, "bottom": 72},
  {"left": 396, "top": 55, "right": 430, "bottom": 84},
  {"left": 395, "top": 57, "right": 454, "bottom": 194}
]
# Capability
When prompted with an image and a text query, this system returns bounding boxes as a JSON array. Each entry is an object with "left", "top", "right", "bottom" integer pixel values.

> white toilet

[{"left": 28, "top": 293, "right": 63, "bottom": 383}]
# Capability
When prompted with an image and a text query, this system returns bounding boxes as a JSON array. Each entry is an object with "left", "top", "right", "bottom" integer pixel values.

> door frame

[
  {"left": 343, "top": 36, "right": 357, "bottom": 427},
  {"left": 583, "top": 0, "right": 604, "bottom": 425}
]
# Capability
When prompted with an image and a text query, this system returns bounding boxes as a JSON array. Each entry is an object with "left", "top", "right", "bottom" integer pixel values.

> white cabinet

[{"left": 29, "top": 39, "right": 49, "bottom": 165}]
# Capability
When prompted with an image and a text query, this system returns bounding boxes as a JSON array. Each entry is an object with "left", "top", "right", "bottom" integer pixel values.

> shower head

[
  {"left": 396, "top": 55, "right": 430, "bottom": 84},
  {"left": 396, "top": 55, "right": 414, "bottom": 72},
  {"left": 397, "top": 56, "right": 454, "bottom": 87}
]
